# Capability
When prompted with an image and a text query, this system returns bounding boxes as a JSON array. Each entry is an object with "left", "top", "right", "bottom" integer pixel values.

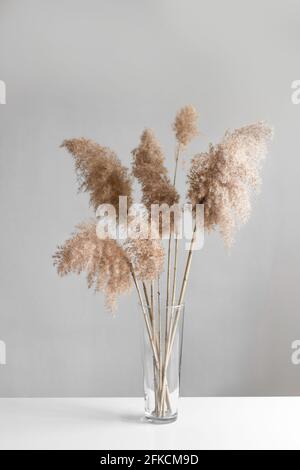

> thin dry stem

[
  {"left": 159, "top": 225, "right": 197, "bottom": 414},
  {"left": 53, "top": 221, "right": 132, "bottom": 310},
  {"left": 157, "top": 276, "right": 161, "bottom": 359},
  {"left": 171, "top": 238, "right": 179, "bottom": 307},
  {"left": 173, "top": 144, "right": 181, "bottom": 186},
  {"left": 131, "top": 271, "right": 159, "bottom": 368}
]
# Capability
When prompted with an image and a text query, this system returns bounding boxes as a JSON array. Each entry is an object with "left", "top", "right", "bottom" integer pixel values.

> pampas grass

[
  {"left": 53, "top": 221, "right": 132, "bottom": 310},
  {"left": 54, "top": 106, "right": 273, "bottom": 417},
  {"left": 132, "top": 129, "right": 179, "bottom": 209},
  {"left": 187, "top": 122, "right": 273, "bottom": 246}
]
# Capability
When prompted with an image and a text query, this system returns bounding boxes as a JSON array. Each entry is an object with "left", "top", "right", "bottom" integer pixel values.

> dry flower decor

[{"left": 54, "top": 106, "right": 273, "bottom": 422}]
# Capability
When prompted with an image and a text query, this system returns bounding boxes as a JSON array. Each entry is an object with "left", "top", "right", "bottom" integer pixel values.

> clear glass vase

[{"left": 142, "top": 303, "right": 184, "bottom": 424}]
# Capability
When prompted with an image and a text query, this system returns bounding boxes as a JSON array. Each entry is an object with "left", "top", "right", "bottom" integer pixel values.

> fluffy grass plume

[
  {"left": 173, "top": 105, "right": 199, "bottom": 147},
  {"left": 124, "top": 215, "right": 164, "bottom": 281},
  {"left": 61, "top": 138, "right": 132, "bottom": 214},
  {"left": 132, "top": 129, "right": 179, "bottom": 208},
  {"left": 53, "top": 221, "right": 132, "bottom": 310},
  {"left": 187, "top": 122, "right": 273, "bottom": 246}
]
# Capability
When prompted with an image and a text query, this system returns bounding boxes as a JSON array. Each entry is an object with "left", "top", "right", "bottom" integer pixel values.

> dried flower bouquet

[{"left": 54, "top": 106, "right": 273, "bottom": 422}]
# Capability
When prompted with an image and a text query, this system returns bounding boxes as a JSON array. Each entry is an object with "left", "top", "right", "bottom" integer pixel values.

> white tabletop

[{"left": 0, "top": 397, "right": 299, "bottom": 450}]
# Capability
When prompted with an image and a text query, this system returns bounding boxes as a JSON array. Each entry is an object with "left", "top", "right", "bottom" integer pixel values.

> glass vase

[{"left": 142, "top": 303, "right": 184, "bottom": 424}]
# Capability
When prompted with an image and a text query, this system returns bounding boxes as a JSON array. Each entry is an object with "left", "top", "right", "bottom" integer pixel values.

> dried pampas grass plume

[
  {"left": 187, "top": 121, "right": 273, "bottom": 246},
  {"left": 61, "top": 138, "right": 132, "bottom": 213},
  {"left": 132, "top": 129, "right": 179, "bottom": 209},
  {"left": 124, "top": 217, "right": 164, "bottom": 282},
  {"left": 124, "top": 238, "right": 164, "bottom": 282},
  {"left": 173, "top": 105, "right": 199, "bottom": 147},
  {"left": 53, "top": 221, "right": 132, "bottom": 310}
]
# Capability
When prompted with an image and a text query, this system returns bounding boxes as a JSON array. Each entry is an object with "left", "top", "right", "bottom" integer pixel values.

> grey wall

[{"left": 0, "top": 0, "right": 300, "bottom": 396}]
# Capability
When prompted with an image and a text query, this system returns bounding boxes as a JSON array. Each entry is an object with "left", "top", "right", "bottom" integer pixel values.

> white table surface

[{"left": 0, "top": 397, "right": 299, "bottom": 450}]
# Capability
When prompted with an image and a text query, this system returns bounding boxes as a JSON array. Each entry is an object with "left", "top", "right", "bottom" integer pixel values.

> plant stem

[
  {"left": 157, "top": 275, "right": 161, "bottom": 360},
  {"left": 171, "top": 237, "right": 179, "bottom": 308},
  {"left": 159, "top": 143, "right": 182, "bottom": 417},
  {"left": 165, "top": 235, "right": 172, "bottom": 340},
  {"left": 173, "top": 144, "right": 181, "bottom": 186},
  {"left": 164, "top": 144, "right": 182, "bottom": 377},
  {"left": 169, "top": 143, "right": 181, "bottom": 332},
  {"left": 159, "top": 224, "right": 197, "bottom": 414},
  {"left": 137, "top": 274, "right": 171, "bottom": 414},
  {"left": 142, "top": 282, "right": 152, "bottom": 323},
  {"left": 167, "top": 226, "right": 196, "bottom": 360},
  {"left": 131, "top": 271, "right": 159, "bottom": 368},
  {"left": 151, "top": 280, "right": 154, "bottom": 328},
  {"left": 142, "top": 281, "right": 150, "bottom": 306}
]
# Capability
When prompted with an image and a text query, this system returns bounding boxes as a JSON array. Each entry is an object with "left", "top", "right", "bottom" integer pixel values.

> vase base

[{"left": 144, "top": 412, "right": 178, "bottom": 424}]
